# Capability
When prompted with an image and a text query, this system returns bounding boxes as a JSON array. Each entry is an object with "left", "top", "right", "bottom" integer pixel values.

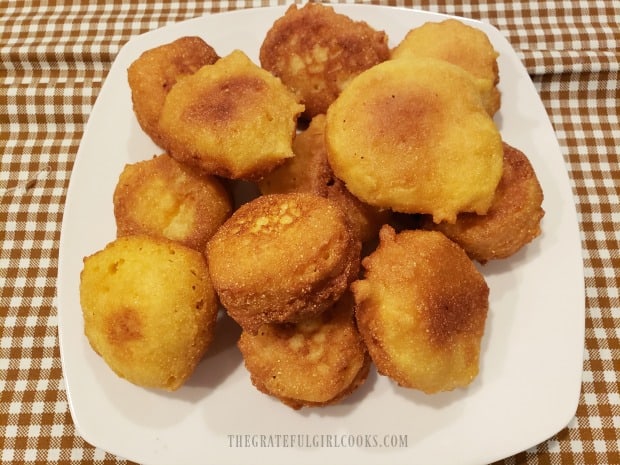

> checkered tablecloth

[{"left": 1, "top": 1, "right": 618, "bottom": 464}]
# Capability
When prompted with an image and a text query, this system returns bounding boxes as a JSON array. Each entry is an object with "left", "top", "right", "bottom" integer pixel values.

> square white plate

[{"left": 57, "top": 5, "right": 585, "bottom": 465}]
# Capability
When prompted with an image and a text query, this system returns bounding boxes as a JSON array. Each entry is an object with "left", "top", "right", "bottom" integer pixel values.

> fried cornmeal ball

[
  {"left": 391, "top": 19, "right": 500, "bottom": 115},
  {"left": 258, "top": 114, "right": 391, "bottom": 244},
  {"left": 206, "top": 193, "right": 361, "bottom": 333},
  {"left": 325, "top": 57, "right": 503, "bottom": 224},
  {"left": 157, "top": 49, "right": 304, "bottom": 181},
  {"left": 127, "top": 36, "right": 219, "bottom": 147},
  {"left": 422, "top": 142, "right": 545, "bottom": 263},
  {"left": 113, "top": 153, "right": 232, "bottom": 251},
  {"left": 238, "top": 293, "right": 370, "bottom": 409},
  {"left": 260, "top": 2, "right": 389, "bottom": 119},
  {"left": 80, "top": 235, "right": 219, "bottom": 391},
  {"left": 352, "top": 226, "right": 489, "bottom": 394}
]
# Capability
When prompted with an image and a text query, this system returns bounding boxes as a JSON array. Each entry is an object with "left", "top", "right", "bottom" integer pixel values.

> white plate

[{"left": 57, "top": 5, "right": 585, "bottom": 465}]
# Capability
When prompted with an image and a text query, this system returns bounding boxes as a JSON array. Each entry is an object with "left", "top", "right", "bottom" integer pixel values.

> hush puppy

[
  {"left": 158, "top": 49, "right": 304, "bottom": 180},
  {"left": 326, "top": 57, "right": 503, "bottom": 223},
  {"left": 113, "top": 153, "right": 232, "bottom": 251},
  {"left": 238, "top": 293, "right": 370, "bottom": 409},
  {"left": 352, "top": 226, "right": 489, "bottom": 393},
  {"left": 80, "top": 235, "right": 219, "bottom": 391},
  {"left": 391, "top": 19, "right": 500, "bottom": 115},
  {"left": 260, "top": 2, "right": 389, "bottom": 119},
  {"left": 127, "top": 36, "right": 219, "bottom": 147},
  {"left": 206, "top": 193, "right": 361, "bottom": 333},
  {"left": 422, "top": 142, "right": 545, "bottom": 263},
  {"left": 258, "top": 114, "right": 390, "bottom": 244}
]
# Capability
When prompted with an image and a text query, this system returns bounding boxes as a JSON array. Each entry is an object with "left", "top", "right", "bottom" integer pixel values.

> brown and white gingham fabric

[{"left": 1, "top": 1, "right": 617, "bottom": 464}]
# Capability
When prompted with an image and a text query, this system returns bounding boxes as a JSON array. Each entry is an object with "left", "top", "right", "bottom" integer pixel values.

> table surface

[{"left": 1, "top": 1, "right": 618, "bottom": 464}]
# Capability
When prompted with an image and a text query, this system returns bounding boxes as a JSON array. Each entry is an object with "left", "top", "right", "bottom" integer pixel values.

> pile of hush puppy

[{"left": 79, "top": 3, "right": 544, "bottom": 408}]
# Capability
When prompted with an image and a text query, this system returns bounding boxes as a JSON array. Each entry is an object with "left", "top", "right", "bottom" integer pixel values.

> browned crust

[
  {"left": 157, "top": 50, "right": 303, "bottom": 181},
  {"left": 238, "top": 294, "right": 370, "bottom": 409},
  {"left": 423, "top": 142, "right": 545, "bottom": 262},
  {"left": 127, "top": 36, "right": 219, "bottom": 146},
  {"left": 80, "top": 235, "right": 219, "bottom": 391},
  {"left": 391, "top": 19, "right": 501, "bottom": 115},
  {"left": 352, "top": 226, "right": 489, "bottom": 393},
  {"left": 206, "top": 193, "right": 361, "bottom": 333},
  {"left": 260, "top": 2, "right": 389, "bottom": 118},
  {"left": 113, "top": 153, "right": 232, "bottom": 250},
  {"left": 325, "top": 57, "right": 503, "bottom": 223},
  {"left": 259, "top": 114, "right": 391, "bottom": 243}
]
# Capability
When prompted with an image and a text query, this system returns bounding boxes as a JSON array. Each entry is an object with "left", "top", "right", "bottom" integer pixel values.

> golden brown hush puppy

[
  {"left": 258, "top": 114, "right": 391, "bottom": 244},
  {"left": 206, "top": 193, "right": 361, "bottom": 333},
  {"left": 326, "top": 57, "right": 503, "bottom": 224},
  {"left": 422, "top": 142, "right": 545, "bottom": 263},
  {"left": 113, "top": 153, "right": 232, "bottom": 251},
  {"left": 238, "top": 293, "right": 370, "bottom": 409},
  {"left": 80, "top": 235, "right": 219, "bottom": 391},
  {"left": 352, "top": 226, "right": 489, "bottom": 394},
  {"left": 260, "top": 2, "right": 390, "bottom": 119},
  {"left": 158, "top": 50, "right": 304, "bottom": 180},
  {"left": 391, "top": 19, "right": 501, "bottom": 115},
  {"left": 258, "top": 115, "right": 334, "bottom": 196},
  {"left": 127, "top": 36, "right": 219, "bottom": 147}
]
